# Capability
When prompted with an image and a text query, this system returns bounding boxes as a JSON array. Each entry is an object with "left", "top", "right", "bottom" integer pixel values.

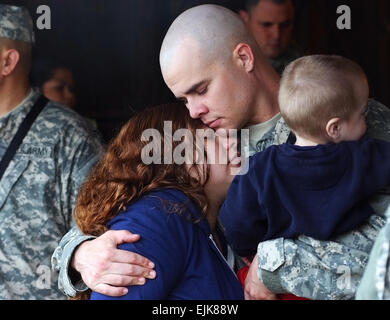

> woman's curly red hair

[
  {"left": 72, "top": 103, "right": 209, "bottom": 299},
  {"left": 74, "top": 102, "right": 209, "bottom": 241}
]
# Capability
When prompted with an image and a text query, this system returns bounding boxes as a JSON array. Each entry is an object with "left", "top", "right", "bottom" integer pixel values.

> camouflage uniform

[
  {"left": 268, "top": 43, "right": 301, "bottom": 75},
  {"left": 53, "top": 99, "right": 390, "bottom": 300},
  {"left": 0, "top": 88, "right": 103, "bottom": 299}
]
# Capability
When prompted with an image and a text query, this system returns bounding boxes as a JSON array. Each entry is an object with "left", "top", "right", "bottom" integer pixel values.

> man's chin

[{"left": 265, "top": 47, "right": 284, "bottom": 59}]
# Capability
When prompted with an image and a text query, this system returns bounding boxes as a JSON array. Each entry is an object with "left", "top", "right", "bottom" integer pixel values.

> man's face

[
  {"left": 162, "top": 42, "right": 254, "bottom": 130},
  {"left": 242, "top": 0, "right": 294, "bottom": 59},
  {"left": 41, "top": 67, "right": 76, "bottom": 110}
]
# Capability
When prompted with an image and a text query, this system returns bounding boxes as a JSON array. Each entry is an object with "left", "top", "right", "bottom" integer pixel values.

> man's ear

[
  {"left": 326, "top": 118, "right": 342, "bottom": 141},
  {"left": 238, "top": 10, "right": 249, "bottom": 23},
  {"left": 0, "top": 49, "right": 20, "bottom": 77},
  {"left": 233, "top": 43, "right": 255, "bottom": 73}
]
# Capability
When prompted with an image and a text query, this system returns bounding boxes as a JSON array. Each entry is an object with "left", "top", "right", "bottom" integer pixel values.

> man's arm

[
  {"left": 90, "top": 199, "right": 190, "bottom": 300},
  {"left": 243, "top": 254, "right": 277, "bottom": 300},
  {"left": 71, "top": 229, "right": 156, "bottom": 297},
  {"left": 257, "top": 202, "right": 388, "bottom": 299},
  {"left": 52, "top": 225, "right": 156, "bottom": 297},
  {"left": 51, "top": 225, "right": 96, "bottom": 296},
  {"left": 356, "top": 206, "right": 390, "bottom": 300},
  {"left": 256, "top": 173, "right": 390, "bottom": 299}
]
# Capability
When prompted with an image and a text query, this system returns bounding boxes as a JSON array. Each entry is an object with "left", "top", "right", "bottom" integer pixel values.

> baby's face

[{"left": 339, "top": 86, "right": 369, "bottom": 142}]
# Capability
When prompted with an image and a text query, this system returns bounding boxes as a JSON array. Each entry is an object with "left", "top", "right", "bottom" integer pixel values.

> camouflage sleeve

[
  {"left": 51, "top": 226, "right": 96, "bottom": 297},
  {"left": 257, "top": 192, "right": 390, "bottom": 300},
  {"left": 356, "top": 207, "right": 390, "bottom": 300},
  {"left": 257, "top": 101, "right": 390, "bottom": 300},
  {"left": 355, "top": 100, "right": 390, "bottom": 299},
  {"left": 258, "top": 211, "right": 387, "bottom": 300},
  {"left": 365, "top": 99, "right": 390, "bottom": 141},
  {"left": 60, "top": 132, "right": 104, "bottom": 230},
  {"left": 51, "top": 125, "right": 104, "bottom": 297},
  {"left": 379, "top": 234, "right": 390, "bottom": 299}
]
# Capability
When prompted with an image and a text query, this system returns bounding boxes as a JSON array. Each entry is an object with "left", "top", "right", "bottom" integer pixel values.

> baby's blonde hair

[{"left": 278, "top": 55, "right": 368, "bottom": 139}]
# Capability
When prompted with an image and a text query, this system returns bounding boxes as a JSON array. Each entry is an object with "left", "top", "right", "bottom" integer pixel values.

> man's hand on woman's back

[{"left": 72, "top": 229, "right": 156, "bottom": 297}]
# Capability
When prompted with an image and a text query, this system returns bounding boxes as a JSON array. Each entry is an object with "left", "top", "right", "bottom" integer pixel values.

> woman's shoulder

[
  {"left": 107, "top": 188, "right": 202, "bottom": 231},
  {"left": 144, "top": 188, "right": 190, "bottom": 203},
  {"left": 132, "top": 188, "right": 195, "bottom": 213}
]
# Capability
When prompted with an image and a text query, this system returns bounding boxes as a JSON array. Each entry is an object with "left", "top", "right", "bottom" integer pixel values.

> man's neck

[
  {"left": 250, "top": 92, "right": 280, "bottom": 126},
  {"left": 0, "top": 79, "right": 31, "bottom": 117},
  {"left": 249, "top": 66, "right": 281, "bottom": 126}
]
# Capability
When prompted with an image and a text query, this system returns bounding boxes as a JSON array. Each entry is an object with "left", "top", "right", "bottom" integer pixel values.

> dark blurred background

[{"left": 4, "top": 0, "right": 390, "bottom": 142}]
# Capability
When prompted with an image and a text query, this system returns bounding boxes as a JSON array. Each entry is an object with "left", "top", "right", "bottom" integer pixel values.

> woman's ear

[
  {"left": 0, "top": 49, "right": 20, "bottom": 77},
  {"left": 232, "top": 43, "right": 255, "bottom": 73},
  {"left": 326, "top": 118, "right": 342, "bottom": 141}
]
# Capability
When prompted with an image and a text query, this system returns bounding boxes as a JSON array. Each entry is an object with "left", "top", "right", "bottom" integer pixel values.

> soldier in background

[
  {"left": 239, "top": 0, "right": 301, "bottom": 75},
  {"left": 30, "top": 59, "right": 99, "bottom": 130},
  {"left": 0, "top": 4, "right": 104, "bottom": 299},
  {"left": 30, "top": 60, "right": 77, "bottom": 111}
]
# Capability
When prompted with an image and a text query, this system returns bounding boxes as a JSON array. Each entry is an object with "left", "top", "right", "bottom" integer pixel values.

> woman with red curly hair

[{"left": 73, "top": 103, "right": 244, "bottom": 300}]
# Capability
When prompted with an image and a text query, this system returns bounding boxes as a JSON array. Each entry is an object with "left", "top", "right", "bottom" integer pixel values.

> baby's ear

[{"left": 325, "top": 118, "right": 342, "bottom": 142}]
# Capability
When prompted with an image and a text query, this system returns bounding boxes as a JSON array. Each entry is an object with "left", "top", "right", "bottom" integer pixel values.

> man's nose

[
  {"left": 187, "top": 101, "right": 208, "bottom": 119},
  {"left": 270, "top": 24, "right": 281, "bottom": 40}
]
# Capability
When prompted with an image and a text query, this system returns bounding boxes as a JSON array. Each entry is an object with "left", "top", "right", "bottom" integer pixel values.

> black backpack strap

[{"left": 0, "top": 94, "right": 48, "bottom": 181}]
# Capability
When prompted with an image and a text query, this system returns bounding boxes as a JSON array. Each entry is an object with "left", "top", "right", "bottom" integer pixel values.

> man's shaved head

[
  {"left": 159, "top": 4, "right": 280, "bottom": 131},
  {"left": 160, "top": 4, "right": 259, "bottom": 75}
]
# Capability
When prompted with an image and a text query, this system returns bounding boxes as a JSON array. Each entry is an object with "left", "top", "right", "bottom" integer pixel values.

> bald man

[{"left": 53, "top": 5, "right": 390, "bottom": 300}]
